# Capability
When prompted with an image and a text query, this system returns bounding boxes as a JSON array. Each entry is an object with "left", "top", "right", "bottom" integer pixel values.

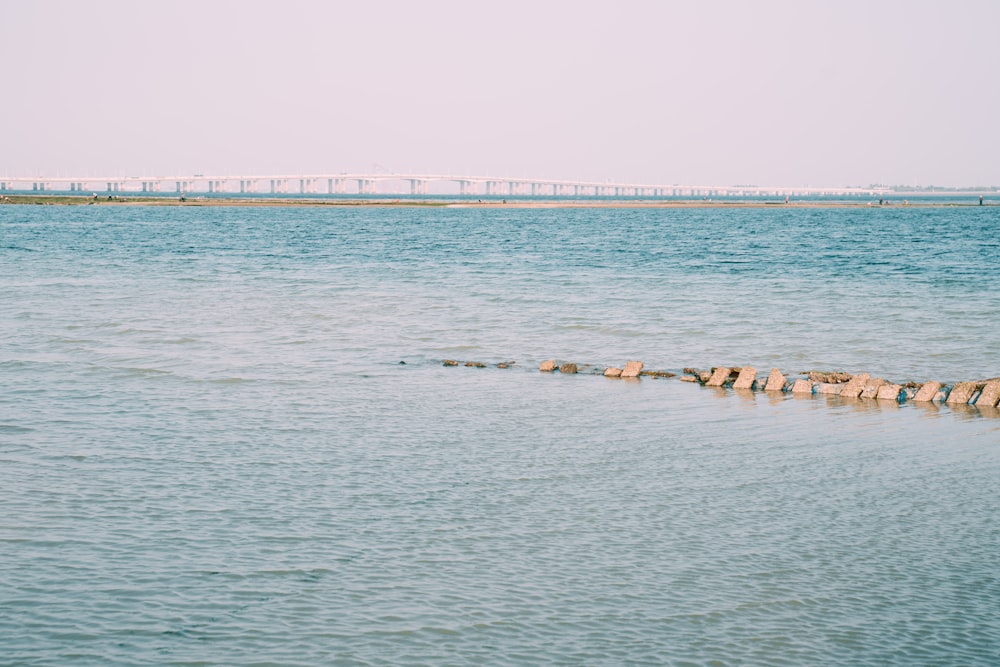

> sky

[{"left": 2, "top": 0, "right": 998, "bottom": 187}]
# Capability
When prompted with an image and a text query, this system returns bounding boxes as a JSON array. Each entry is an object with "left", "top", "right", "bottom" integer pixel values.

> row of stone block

[
  {"left": 442, "top": 357, "right": 1000, "bottom": 409},
  {"left": 442, "top": 359, "right": 514, "bottom": 369},
  {"left": 684, "top": 365, "right": 1000, "bottom": 407},
  {"left": 537, "top": 359, "right": 675, "bottom": 379}
]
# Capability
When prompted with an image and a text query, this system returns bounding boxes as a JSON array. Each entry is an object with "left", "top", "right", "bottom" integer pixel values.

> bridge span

[{"left": 0, "top": 173, "right": 880, "bottom": 198}]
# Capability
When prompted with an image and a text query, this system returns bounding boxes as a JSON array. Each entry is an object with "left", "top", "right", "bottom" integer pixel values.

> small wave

[
  {"left": 118, "top": 367, "right": 173, "bottom": 377},
  {"left": 0, "top": 424, "right": 34, "bottom": 433}
]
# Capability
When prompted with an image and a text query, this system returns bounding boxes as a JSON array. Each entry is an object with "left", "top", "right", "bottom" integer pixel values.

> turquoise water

[{"left": 2, "top": 204, "right": 999, "bottom": 665}]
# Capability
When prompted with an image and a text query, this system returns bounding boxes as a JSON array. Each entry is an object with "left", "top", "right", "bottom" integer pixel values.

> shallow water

[{"left": 2, "top": 204, "right": 999, "bottom": 665}]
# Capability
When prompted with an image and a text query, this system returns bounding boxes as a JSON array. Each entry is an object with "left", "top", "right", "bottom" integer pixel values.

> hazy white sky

[{"left": 2, "top": 0, "right": 997, "bottom": 186}]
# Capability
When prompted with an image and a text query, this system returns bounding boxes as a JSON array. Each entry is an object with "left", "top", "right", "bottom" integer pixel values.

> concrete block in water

[
  {"left": 539, "top": 359, "right": 557, "bottom": 372},
  {"left": 860, "top": 377, "right": 886, "bottom": 399},
  {"left": 816, "top": 382, "right": 845, "bottom": 395},
  {"left": 912, "top": 381, "right": 942, "bottom": 402},
  {"left": 976, "top": 380, "right": 1000, "bottom": 407},
  {"left": 732, "top": 366, "right": 757, "bottom": 390},
  {"left": 705, "top": 367, "right": 731, "bottom": 387},
  {"left": 946, "top": 382, "right": 978, "bottom": 405},
  {"left": 839, "top": 373, "right": 871, "bottom": 398},
  {"left": 876, "top": 383, "right": 902, "bottom": 401},
  {"left": 604, "top": 367, "right": 622, "bottom": 378},
  {"left": 621, "top": 360, "right": 644, "bottom": 378},
  {"left": 559, "top": 363, "right": 578, "bottom": 374},
  {"left": 791, "top": 379, "right": 813, "bottom": 394},
  {"left": 680, "top": 375, "right": 699, "bottom": 383},
  {"left": 764, "top": 368, "right": 786, "bottom": 392}
]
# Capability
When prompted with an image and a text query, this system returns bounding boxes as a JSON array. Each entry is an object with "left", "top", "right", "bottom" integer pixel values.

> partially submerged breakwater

[{"left": 441, "top": 358, "right": 1000, "bottom": 411}]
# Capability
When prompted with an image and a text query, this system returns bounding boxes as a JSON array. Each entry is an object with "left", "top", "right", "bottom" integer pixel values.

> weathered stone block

[
  {"left": 791, "top": 379, "right": 813, "bottom": 394},
  {"left": 816, "top": 382, "right": 844, "bottom": 395},
  {"left": 640, "top": 370, "right": 675, "bottom": 378},
  {"left": 705, "top": 367, "right": 731, "bottom": 387},
  {"left": 809, "top": 371, "right": 852, "bottom": 383},
  {"left": 876, "top": 383, "right": 902, "bottom": 401},
  {"left": 764, "top": 368, "right": 786, "bottom": 392},
  {"left": 733, "top": 366, "right": 757, "bottom": 390},
  {"left": 604, "top": 367, "right": 622, "bottom": 378},
  {"left": 912, "top": 381, "right": 942, "bottom": 402},
  {"left": 559, "top": 363, "right": 578, "bottom": 374},
  {"left": 621, "top": 360, "right": 644, "bottom": 378},
  {"left": 975, "top": 380, "right": 1000, "bottom": 407},
  {"left": 946, "top": 382, "right": 978, "bottom": 405},
  {"left": 839, "top": 373, "right": 871, "bottom": 398},
  {"left": 539, "top": 359, "right": 556, "bottom": 372},
  {"left": 680, "top": 375, "right": 699, "bottom": 383},
  {"left": 860, "top": 377, "right": 886, "bottom": 399}
]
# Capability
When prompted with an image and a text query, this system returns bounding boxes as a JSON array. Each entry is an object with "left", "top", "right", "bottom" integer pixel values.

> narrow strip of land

[{"left": 0, "top": 194, "right": 992, "bottom": 208}]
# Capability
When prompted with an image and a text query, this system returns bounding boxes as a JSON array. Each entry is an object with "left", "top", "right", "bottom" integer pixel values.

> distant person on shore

[{"left": 981, "top": 195, "right": 984, "bottom": 206}]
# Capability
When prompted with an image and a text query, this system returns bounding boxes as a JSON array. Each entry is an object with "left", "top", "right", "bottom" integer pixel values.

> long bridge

[{"left": 0, "top": 173, "right": 881, "bottom": 198}]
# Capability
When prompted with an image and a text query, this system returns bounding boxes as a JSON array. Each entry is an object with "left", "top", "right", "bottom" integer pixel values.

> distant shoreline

[{"left": 0, "top": 193, "right": 993, "bottom": 209}]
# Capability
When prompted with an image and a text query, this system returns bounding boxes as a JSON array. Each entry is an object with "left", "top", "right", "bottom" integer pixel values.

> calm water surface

[{"left": 1, "top": 204, "right": 999, "bottom": 665}]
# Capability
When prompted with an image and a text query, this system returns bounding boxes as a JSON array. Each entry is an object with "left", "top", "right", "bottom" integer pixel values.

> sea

[{"left": 2, "top": 199, "right": 999, "bottom": 666}]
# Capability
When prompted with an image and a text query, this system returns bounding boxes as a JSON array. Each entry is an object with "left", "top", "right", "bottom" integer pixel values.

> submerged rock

[
  {"left": 876, "top": 383, "right": 903, "bottom": 401},
  {"left": 680, "top": 375, "right": 699, "bottom": 383},
  {"left": 640, "top": 370, "right": 676, "bottom": 379},
  {"left": 621, "top": 360, "right": 644, "bottom": 378},
  {"left": 764, "top": 368, "right": 786, "bottom": 392},
  {"left": 791, "top": 379, "right": 814, "bottom": 394},
  {"left": 705, "top": 367, "right": 731, "bottom": 387},
  {"left": 860, "top": 377, "right": 886, "bottom": 399},
  {"left": 912, "top": 381, "right": 942, "bottom": 402},
  {"left": 559, "top": 363, "right": 578, "bottom": 374},
  {"left": 815, "top": 383, "right": 843, "bottom": 395},
  {"left": 976, "top": 380, "right": 1000, "bottom": 407},
  {"left": 465, "top": 361, "right": 487, "bottom": 368},
  {"left": 808, "top": 371, "right": 852, "bottom": 384},
  {"left": 839, "top": 373, "right": 871, "bottom": 398},
  {"left": 732, "top": 366, "right": 756, "bottom": 390},
  {"left": 946, "top": 382, "right": 979, "bottom": 405},
  {"left": 443, "top": 359, "right": 459, "bottom": 367}
]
